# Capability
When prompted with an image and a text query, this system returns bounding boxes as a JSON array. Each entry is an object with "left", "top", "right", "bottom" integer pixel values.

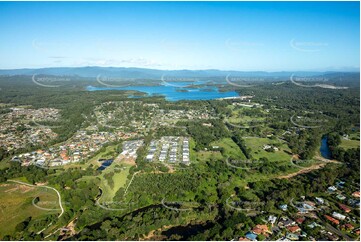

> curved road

[{"left": 8, "top": 179, "right": 64, "bottom": 218}]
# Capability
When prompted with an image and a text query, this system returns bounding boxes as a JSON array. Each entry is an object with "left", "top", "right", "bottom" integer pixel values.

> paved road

[
  {"left": 8, "top": 179, "right": 64, "bottom": 218},
  {"left": 324, "top": 223, "right": 353, "bottom": 241}
]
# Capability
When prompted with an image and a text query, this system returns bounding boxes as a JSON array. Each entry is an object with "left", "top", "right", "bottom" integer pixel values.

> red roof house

[
  {"left": 339, "top": 203, "right": 351, "bottom": 213},
  {"left": 325, "top": 215, "right": 340, "bottom": 225},
  {"left": 287, "top": 225, "right": 301, "bottom": 233}
]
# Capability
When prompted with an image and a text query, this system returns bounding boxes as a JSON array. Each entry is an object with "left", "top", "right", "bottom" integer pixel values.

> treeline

[
  {"left": 113, "top": 171, "right": 201, "bottom": 206},
  {"left": 178, "top": 119, "right": 229, "bottom": 151},
  {"left": 71, "top": 203, "right": 217, "bottom": 241},
  {"left": 231, "top": 132, "right": 252, "bottom": 159},
  {"left": 0, "top": 162, "right": 52, "bottom": 184},
  {"left": 327, "top": 132, "right": 360, "bottom": 179},
  {"left": 286, "top": 129, "right": 322, "bottom": 160}
]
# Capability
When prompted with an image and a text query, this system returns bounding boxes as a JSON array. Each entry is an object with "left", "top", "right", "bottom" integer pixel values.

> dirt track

[{"left": 277, "top": 155, "right": 341, "bottom": 179}]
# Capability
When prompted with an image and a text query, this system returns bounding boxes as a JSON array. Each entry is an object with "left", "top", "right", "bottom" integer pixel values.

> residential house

[
  {"left": 295, "top": 217, "right": 305, "bottom": 224},
  {"left": 287, "top": 225, "right": 301, "bottom": 233},
  {"left": 324, "top": 215, "right": 339, "bottom": 225},
  {"left": 336, "top": 181, "right": 345, "bottom": 189},
  {"left": 339, "top": 203, "right": 351, "bottom": 213},
  {"left": 279, "top": 204, "right": 288, "bottom": 211},
  {"left": 326, "top": 232, "right": 339, "bottom": 241},
  {"left": 268, "top": 215, "right": 277, "bottom": 225},
  {"left": 328, "top": 186, "right": 337, "bottom": 193},
  {"left": 245, "top": 232, "right": 257, "bottom": 241},
  {"left": 341, "top": 223, "right": 355, "bottom": 231},
  {"left": 252, "top": 224, "right": 271, "bottom": 236},
  {"left": 308, "top": 222, "right": 322, "bottom": 229},
  {"left": 336, "top": 194, "right": 346, "bottom": 200},
  {"left": 238, "top": 237, "right": 250, "bottom": 241},
  {"left": 332, "top": 212, "right": 346, "bottom": 221},
  {"left": 278, "top": 217, "right": 295, "bottom": 228},
  {"left": 315, "top": 197, "right": 324, "bottom": 205},
  {"left": 286, "top": 233, "right": 299, "bottom": 241},
  {"left": 352, "top": 191, "right": 360, "bottom": 198}
]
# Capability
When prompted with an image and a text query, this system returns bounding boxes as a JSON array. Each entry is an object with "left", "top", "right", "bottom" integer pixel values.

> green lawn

[
  {"left": 0, "top": 182, "right": 58, "bottom": 237},
  {"left": 210, "top": 138, "right": 246, "bottom": 159},
  {"left": 243, "top": 137, "right": 292, "bottom": 162},
  {"left": 227, "top": 116, "right": 265, "bottom": 125},
  {"left": 195, "top": 150, "right": 223, "bottom": 163},
  {"left": 63, "top": 143, "right": 131, "bottom": 204},
  {"left": 0, "top": 160, "right": 10, "bottom": 170},
  {"left": 98, "top": 163, "right": 131, "bottom": 203},
  {"left": 339, "top": 139, "right": 360, "bottom": 150},
  {"left": 226, "top": 106, "right": 268, "bottom": 127}
]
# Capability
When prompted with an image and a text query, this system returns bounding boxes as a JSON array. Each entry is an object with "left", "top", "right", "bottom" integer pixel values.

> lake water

[
  {"left": 320, "top": 136, "right": 332, "bottom": 159},
  {"left": 86, "top": 81, "right": 239, "bottom": 101},
  {"left": 97, "top": 159, "right": 113, "bottom": 171}
]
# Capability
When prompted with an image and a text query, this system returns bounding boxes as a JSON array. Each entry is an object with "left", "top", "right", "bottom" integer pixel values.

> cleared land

[
  {"left": 66, "top": 143, "right": 133, "bottom": 207},
  {"left": 227, "top": 115, "right": 265, "bottom": 124},
  {"left": 98, "top": 163, "right": 131, "bottom": 203},
  {"left": 210, "top": 138, "right": 246, "bottom": 159},
  {"left": 243, "top": 137, "right": 292, "bottom": 162},
  {"left": 0, "top": 182, "right": 58, "bottom": 237},
  {"left": 226, "top": 106, "right": 267, "bottom": 125},
  {"left": 195, "top": 151, "right": 223, "bottom": 163},
  {"left": 339, "top": 139, "right": 360, "bottom": 150}
]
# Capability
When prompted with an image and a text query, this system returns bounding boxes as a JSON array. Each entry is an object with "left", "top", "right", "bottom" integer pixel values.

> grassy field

[
  {"left": 0, "top": 182, "right": 58, "bottom": 237},
  {"left": 0, "top": 160, "right": 10, "bottom": 170},
  {"left": 227, "top": 116, "right": 265, "bottom": 125},
  {"left": 195, "top": 150, "right": 223, "bottom": 163},
  {"left": 71, "top": 144, "right": 133, "bottom": 203},
  {"left": 339, "top": 139, "right": 360, "bottom": 150},
  {"left": 98, "top": 163, "right": 131, "bottom": 203},
  {"left": 210, "top": 138, "right": 246, "bottom": 159},
  {"left": 243, "top": 137, "right": 292, "bottom": 162},
  {"left": 55, "top": 142, "right": 132, "bottom": 209},
  {"left": 226, "top": 105, "right": 268, "bottom": 127}
]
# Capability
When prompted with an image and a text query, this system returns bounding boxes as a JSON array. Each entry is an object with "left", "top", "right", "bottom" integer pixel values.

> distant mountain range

[{"left": 0, "top": 66, "right": 359, "bottom": 79}]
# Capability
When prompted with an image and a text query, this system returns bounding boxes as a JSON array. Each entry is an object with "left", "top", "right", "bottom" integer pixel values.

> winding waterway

[
  {"left": 320, "top": 136, "right": 332, "bottom": 159},
  {"left": 86, "top": 81, "right": 239, "bottom": 101}
]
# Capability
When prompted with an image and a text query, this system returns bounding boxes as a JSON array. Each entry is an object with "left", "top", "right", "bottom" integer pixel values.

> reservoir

[
  {"left": 86, "top": 82, "right": 239, "bottom": 101},
  {"left": 97, "top": 159, "right": 114, "bottom": 171},
  {"left": 320, "top": 136, "right": 332, "bottom": 159}
]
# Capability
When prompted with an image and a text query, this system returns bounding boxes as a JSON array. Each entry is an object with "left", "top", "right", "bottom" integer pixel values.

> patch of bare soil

[
  {"left": 115, "top": 154, "right": 136, "bottom": 166},
  {"left": 277, "top": 163, "right": 327, "bottom": 179},
  {"left": 142, "top": 225, "right": 173, "bottom": 240},
  {"left": 5, "top": 185, "right": 34, "bottom": 193},
  {"left": 59, "top": 218, "right": 77, "bottom": 240},
  {"left": 278, "top": 156, "right": 341, "bottom": 179}
]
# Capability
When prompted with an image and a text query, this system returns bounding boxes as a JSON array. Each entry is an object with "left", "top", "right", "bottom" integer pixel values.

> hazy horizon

[{"left": 0, "top": 65, "right": 359, "bottom": 73}]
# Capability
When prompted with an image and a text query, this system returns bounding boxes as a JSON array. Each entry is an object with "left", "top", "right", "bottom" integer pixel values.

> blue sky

[{"left": 0, "top": 1, "right": 359, "bottom": 71}]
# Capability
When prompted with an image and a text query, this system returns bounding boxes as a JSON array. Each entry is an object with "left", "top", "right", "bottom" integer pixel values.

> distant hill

[
  {"left": 0, "top": 66, "right": 358, "bottom": 78},
  {"left": 0, "top": 67, "right": 359, "bottom": 86}
]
